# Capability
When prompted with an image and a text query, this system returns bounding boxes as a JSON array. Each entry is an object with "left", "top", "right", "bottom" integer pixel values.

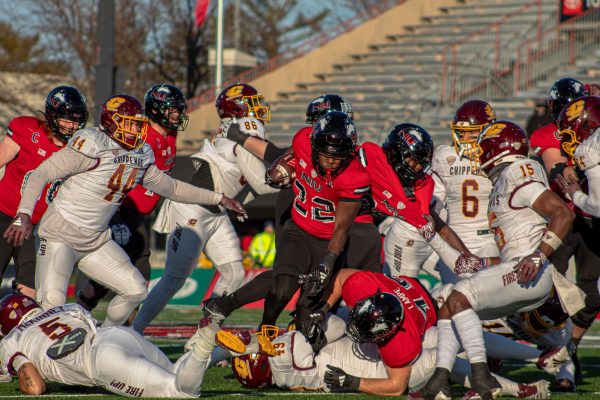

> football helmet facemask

[
  {"left": 44, "top": 85, "right": 89, "bottom": 143},
  {"left": 382, "top": 123, "right": 433, "bottom": 188},
  {"left": 144, "top": 83, "right": 189, "bottom": 131},
  {"left": 215, "top": 83, "right": 270, "bottom": 123},
  {"left": 557, "top": 95, "right": 600, "bottom": 164},
  {"left": 100, "top": 94, "right": 149, "bottom": 150},
  {"left": 0, "top": 294, "right": 42, "bottom": 337},
  {"left": 306, "top": 94, "right": 354, "bottom": 124},
  {"left": 475, "top": 121, "right": 529, "bottom": 177},
  {"left": 450, "top": 99, "right": 496, "bottom": 161},
  {"left": 346, "top": 291, "right": 404, "bottom": 344}
]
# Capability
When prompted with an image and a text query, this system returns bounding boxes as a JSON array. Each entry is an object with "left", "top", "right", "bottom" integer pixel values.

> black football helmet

[
  {"left": 382, "top": 123, "right": 433, "bottom": 188},
  {"left": 306, "top": 94, "right": 353, "bottom": 124},
  {"left": 547, "top": 77, "right": 588, "bottom": 122},
  {"left": 44, "top": 86, "right": 89, "bottom": 143},
  {"left": 145, "top": 83, "right": 189, "bottom": 131},
  {"left": 347, "top": 291, "right": 404, "bottom": 344},
  {"left": 311, "top": 111, "right": 357, "bottom": 180}
]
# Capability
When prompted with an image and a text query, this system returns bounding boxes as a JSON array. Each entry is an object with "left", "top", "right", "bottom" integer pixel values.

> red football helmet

[
  {"left": 475, "top": 121, "right": 529, "bottom": 176},
  {"left": 557, "top": 96, "right": 600, "bottom": 164},
  {"left": 215, "top": 83, "right": 270, "bottom": 123},
  {"left": 100, "top": 94, "right": 149, "bottom": 149},
  {"left": 232, "top": 353, "right": 272, "bottom": 388},
  {"left": 0, "top": 294, "right": 42, "bottom": 337},
  {"left": 451, "top": 100, "right": 496, "bottom": 159}
]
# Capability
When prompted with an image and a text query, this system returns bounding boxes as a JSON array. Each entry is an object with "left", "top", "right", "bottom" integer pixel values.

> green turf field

[{"left": 1, "top": 304, "right": 599, "bottom": 399}]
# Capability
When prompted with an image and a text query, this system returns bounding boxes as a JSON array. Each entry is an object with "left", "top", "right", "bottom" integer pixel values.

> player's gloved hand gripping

[
  {"left": 3, "top": 213, "right": 33, "bottom": 247},
  {"left": 301, "top": 303, "right": 330, "bottom": 350},
  {"left": 324, "top": 365, "right": 361, "bottom": 392},
  {"left": 219, "top": 194, "right": 248, "bottom": 221},
  {"left": 514, "top": 250, "right": 546, "bottom": 284},
  {"left": 417, "top": 214, "right": 436, "bottom": 242},
  {"left": 299, "top": 251, "right": 337, "bottom": 298}
]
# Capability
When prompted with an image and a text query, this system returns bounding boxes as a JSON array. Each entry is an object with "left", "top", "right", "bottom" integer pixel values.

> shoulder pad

[
  {"left": 237, "top": 117, "right": 266, "bottom": 140},
  {"left": 6, "top": 116, "right": 43, "bottom": 144},
  {"left": 67, "top": 128, "right": 101, "bottom": 157},
  {"left": 574, "top": 131, "right": 600, "bottom": 171},
  {"left": 506, "top": 159, "right": 548, "bottom": 187}
]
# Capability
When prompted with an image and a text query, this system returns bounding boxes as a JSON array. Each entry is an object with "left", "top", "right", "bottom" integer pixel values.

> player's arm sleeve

[
  {"left": 291, "top": 333, "right": 316, "bottom": 368},
  {"left": 264, "top": 141, "right": 288, "bottom": 163},
  {"left": 323, "top": 314, "right": 346, "bottom": 344},
  {"left": 236, "top": 146, "right": 279, "bottom": 194},
  {"left": 142, "top": 164, "right": 223, "bottom": 206},
  {"left": 509, "top": 181, "right": 547, "bottom": 209},
  {"left": 17, "top": 146, "right": 97, "bottom": 216},
  {"left": 572, "top": 166, "right": 600, "bottom": 217}
]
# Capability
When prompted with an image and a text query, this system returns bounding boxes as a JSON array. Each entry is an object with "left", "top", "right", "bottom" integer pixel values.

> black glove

[
  {"left": 324, "top": 365, "right": 361, "bottom": 392},
  {"left": 300, "top": 251, "right": 337, "bottom": 298},
  {"left": 224, "top": 122, "right": 251, "bottom": 146},
  {"left": 300, "top": 304, "right": 330, "bottom": 348}
]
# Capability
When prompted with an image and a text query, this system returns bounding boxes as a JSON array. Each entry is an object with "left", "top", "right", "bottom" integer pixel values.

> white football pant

[{"left": 35, "top": 238, "right": 147, "bottom": 326}]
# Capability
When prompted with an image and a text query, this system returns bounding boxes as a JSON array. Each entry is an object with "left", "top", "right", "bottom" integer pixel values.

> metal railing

[
  {"left": 187, "top": 1, "right": 406, "bottom": 110},
  {"left": 439, "top": 0, "right": 548, "bottom": 104},
  {"left": 514, "top": 7, "right": 600, "bottom": 93}
]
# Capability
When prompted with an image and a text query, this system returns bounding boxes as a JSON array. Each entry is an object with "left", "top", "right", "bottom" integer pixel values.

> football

[{"left": 265, "top": 152, "right": 296, "bottom": 189}]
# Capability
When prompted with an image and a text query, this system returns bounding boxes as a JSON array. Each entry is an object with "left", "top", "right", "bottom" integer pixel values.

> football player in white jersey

[
  {"left": 132, "top": 83, "right": 278, "bottom": 334},
  {"left": 219, "top": 314, "right": 550, "bottom": 398},
  {"left": 432, "top": 100, "right": 499, "bottom": 283},
  {"left": 0, "top": 294, "right": 256, "bottom": 397},
  {"left": 421, "top": 121, "right": 576, "bottom": 400},
  {"left": 3, "top": 95, "right": 246, "bottom": 327},
  {"left": 556, "top": 96, "right": 600, "bottom": 218}
]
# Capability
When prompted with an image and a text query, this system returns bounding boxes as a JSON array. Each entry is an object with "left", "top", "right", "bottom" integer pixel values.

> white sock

[
  {"left": 453, "top": 309, "right": 487, "bottom": 364},
  {"left": 483, "top": 331, "right": 541, "bottom": 361},
  {"left": 436, "top": 319, "right": 461, "bottom": 370}
]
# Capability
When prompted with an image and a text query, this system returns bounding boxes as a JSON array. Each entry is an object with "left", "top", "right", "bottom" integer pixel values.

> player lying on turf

[
  {"left": 208, "top": 313, "right": 551, "bottom": 398},
  {"left": 0, "top": 294, "right": 270, "bottom": 398}
]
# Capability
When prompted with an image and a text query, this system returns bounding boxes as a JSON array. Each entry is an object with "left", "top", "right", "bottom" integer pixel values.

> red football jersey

[
  {"left": 358, "top": 142, "right": 432, "bottom": 228},
  {"left": 0, "top": 117, "right": 63, "bottom": 224},
  {"left": 290, "top": 129, "right": 371, "bottom": 239},
  {"left": 122, "top": 125, "right": 177, "bottom": 214},
  {"left": 342, "top": 271, "right": 437, "bottom": 368},
  {"left": 529, "top": 122, "right": 563, "bottom": 157}
]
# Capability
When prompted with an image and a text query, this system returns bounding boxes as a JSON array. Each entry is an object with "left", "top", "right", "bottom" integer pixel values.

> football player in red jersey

[
  {"left": 77, "top": 83, "right": 187, "bottom": 313},
  {"left": 530, "top": 79, "right": 599, "bottom": 389},
  {"left": 314, "top": 268, "right": 437, "bottom": 396},
  {"left": 0, "top": 86, "right": 88, "bottom": 298}
]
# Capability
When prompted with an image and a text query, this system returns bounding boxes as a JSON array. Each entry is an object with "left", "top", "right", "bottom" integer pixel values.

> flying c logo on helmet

[
  {"left": 485, "top": 104, "right": 496, "bottom": 120},
  {"left": 226, "top": 85, "right": 244, "bottom": 99},
  {"left": 566, "top": 100, "right": 585, "bottom": 121},
  {"left": 105, "top": 97, "right": 127, "bottom": 111},
  {"left": 483, "top": 123, "right": 506, "bottom": 138}
]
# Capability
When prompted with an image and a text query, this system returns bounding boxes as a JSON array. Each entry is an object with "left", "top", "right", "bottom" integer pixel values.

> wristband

[
  {"left": 541, "top": 231, "right": 562, "bottom": 251},
  {"left": 349, "top": 376, "right": 361, "bottom": 391},
  {"left": 226, "top": 123, "right": 251, "bottom": 146}
]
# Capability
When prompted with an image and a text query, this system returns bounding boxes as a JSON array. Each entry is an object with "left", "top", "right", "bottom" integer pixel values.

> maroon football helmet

[
  {"left": 232, "top": 353, "right": 272, "bottom": 388},
  {"left": 0, "top": 294, "right": 42, "bottom": 336},
  {"left": 557, "top": 96, "right": 600, "bottom": 164},
  {"left": 100, "top": 94, "right": 149, "bottom": 149},
  {"left": 475, "top": 121, "right": 529, "bottom": 176},
  {"left": 215, "top": 83, "right": 270, "bottom": 123},
  {"left": 451, "top": 100, "right": 496, "bottom": 160},
  {"left": 520, "top": 290, "right": 568, "bottom": 337}
]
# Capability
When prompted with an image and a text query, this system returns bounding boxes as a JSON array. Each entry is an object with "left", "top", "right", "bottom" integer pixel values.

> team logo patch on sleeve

[{"left": 46, "top": 328, "right": 87, "bottom": 359}]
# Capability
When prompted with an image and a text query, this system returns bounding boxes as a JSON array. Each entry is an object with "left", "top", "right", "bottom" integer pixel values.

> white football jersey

[
  {"left": 53, "top": 128, "right": 154, "bottom": 231},
  {"left": 431, "top": 145, "right": 494, "bottom": 248},
  {"left": 193, "top": 117, "right": 266, "bottom": 200},
  {"left": 0, "top": 304, "right": 97, "bottom": 386},
  {"left": 270, "top": 332, "right": 386, "bottom": 391},
  {"left": 488, "top": 159, "right": 549, "bottom": 260},
  {"left": 573, "top": 129, "right": 600, "bottom": 171}
]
